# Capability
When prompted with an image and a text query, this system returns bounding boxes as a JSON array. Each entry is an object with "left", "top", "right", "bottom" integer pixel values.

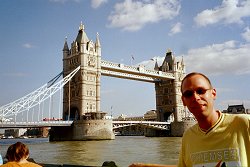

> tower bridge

[
  {"left": 0, "top": 23, "right": 190, "bottom": 140},
  {"left": 62, "top": 22, "right": 186, "bottom": 125}
]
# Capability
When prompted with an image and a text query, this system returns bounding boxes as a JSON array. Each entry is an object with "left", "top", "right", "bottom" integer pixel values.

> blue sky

[{"left": 0, "top": 0, "right": 250, "bottom": 118}]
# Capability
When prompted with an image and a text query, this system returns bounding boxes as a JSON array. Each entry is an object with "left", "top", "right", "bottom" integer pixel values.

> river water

[{"left": 0, "top": 136, "right": 181, "bottom": 167}]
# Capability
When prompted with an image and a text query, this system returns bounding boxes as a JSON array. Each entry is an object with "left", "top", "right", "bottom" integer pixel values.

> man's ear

[{"left": 212, "top": 88, "right": 216, "bottom": 100}]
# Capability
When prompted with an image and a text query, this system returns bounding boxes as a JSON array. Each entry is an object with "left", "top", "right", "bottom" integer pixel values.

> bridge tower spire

[
  {"left": 62, "top": 22, "right": 102, "bottom": 120},
  {"left": 63, "top": 37, "right": 69, "bottom": 58}
]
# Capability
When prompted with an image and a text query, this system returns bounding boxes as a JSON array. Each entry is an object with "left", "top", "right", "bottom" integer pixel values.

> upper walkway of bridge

[{"left": 101, "top": 60, "right": 175, "bottom": 82}]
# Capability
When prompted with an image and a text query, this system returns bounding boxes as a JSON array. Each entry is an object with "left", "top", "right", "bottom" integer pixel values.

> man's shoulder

[
  {"left": 182, "top": 123, "right": 199, "bottom": 137},
  {"left": 223, "top": 113, "right": 250, "bottom": 120},
  {"left": 223, "top": 113, "right": 250, "bottom": 127},
  {"left": 21, "top": 162, "right": 42, "bottom": 167},
  {"left": 1, "top": 162, "right": 19, "bottom": 167}
]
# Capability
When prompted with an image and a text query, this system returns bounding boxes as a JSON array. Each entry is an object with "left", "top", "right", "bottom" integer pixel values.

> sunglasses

[{"left": 182, "top": 88, "right": 212, "bottom": 98}]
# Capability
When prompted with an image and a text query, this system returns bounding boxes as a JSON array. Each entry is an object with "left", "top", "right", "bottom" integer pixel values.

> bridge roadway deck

[
  {"left": 0, "top": 121, "right": 73, "bottom": 128},
  {"left": 0, "top": 120, "right": 171, "bottom": 129}
]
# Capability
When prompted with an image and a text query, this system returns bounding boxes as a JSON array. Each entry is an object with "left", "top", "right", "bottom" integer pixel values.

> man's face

[{"left": 181, "top": 74, "right": 216, "bottom": 118}]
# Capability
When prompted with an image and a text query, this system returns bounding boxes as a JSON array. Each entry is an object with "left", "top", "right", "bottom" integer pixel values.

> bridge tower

[
  {"left": 62, "top": 22, "right": 101, "bottom": 120},
  {"left": 50, "top": 23, "right": 114, "bottom": 141},
  {"left": 154, "top": 50, "right": 186, "bottom": 122}
]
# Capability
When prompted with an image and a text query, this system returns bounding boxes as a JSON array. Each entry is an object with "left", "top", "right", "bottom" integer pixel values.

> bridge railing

[
  {"left": 112, "top": 120, "right": 171, "bottom": 124},
  {"left": 112, "top": 120, "right": 171, "bottom": 130},
  {"left": 0, "top": 121, "right": 73, "bottom": 128}
]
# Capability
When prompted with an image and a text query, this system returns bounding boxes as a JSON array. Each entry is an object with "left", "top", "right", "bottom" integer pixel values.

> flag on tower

[
  {"left": 131, "top": 55, "right": 135, "bottom": 66},
  {"left": 131, "top": 55, "right": 135, "bottom": 60}
]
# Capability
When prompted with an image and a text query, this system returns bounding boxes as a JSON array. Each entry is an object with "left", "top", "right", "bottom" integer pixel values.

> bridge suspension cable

[{"left": 0, "top": 66, "right": 81, "bottom": 119}]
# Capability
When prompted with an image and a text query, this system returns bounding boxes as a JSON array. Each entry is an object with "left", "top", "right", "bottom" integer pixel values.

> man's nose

[{"left": 191, "top": 91, "right": 201, "bottom": 100}]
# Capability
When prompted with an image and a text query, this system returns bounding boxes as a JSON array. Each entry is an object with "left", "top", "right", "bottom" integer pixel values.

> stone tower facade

[
  {"left": 62, "top": 23, "right": 101, "bottom": 121},
  {"left": 50, "top": 24, "right": 114, "bottom": 141},
  {"left": 154, "top": 50, "right": 186, "bottom": 122}
]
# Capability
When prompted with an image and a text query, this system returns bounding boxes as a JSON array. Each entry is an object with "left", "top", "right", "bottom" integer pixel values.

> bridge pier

[
  {"left": 170, "top": 120, "right": 196, "bottom": 137},
  {"left": 49, "top": 119, "right": 114, "bottom": 141},
  {"left": 72, "top": 119, "right": 115, "bottom": 140},
  {"left": 144, "top": 128, "right": 170, "bottom": 137}
]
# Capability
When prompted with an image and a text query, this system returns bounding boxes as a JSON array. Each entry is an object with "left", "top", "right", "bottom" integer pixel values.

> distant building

[
  {"left": 223, "top": 104, "right": 247, "bottom": 114},
  {"left": 114, "top": 114, "right": 127, "bottom": 121},
  {"left": 115, "top": 114, "right": 144, "bottom": 121},
  {"left": 3, "top": 127, "right": 50, "bottom": 138},
  {"left": 5, "top": 128, "right": 27, "bottom": 138},
  {"left": 144, "top": 110, "right": 157, "bottom": 121},
  {"left": 115, "top": 109, "right": 171, "bottom": 122}
]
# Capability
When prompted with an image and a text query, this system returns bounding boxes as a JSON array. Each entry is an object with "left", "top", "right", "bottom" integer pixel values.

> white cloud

[
  {"left": 241, "top": 27, "right": 250, "bottom": 42},
  {"left": 91, "top": 0, "right": 108, "bottom": 9},
  {"left": 22, "top": 43, "right": 35, "bottom": 49},
  {"left": 139, "top": 40, "right": 250, "bottom": 76},
  {"left": 168, "top": 22, "right": 182, "bottom": 36},
  {"left": 194, "top": 0, "right": 250, "bottom": 27},
  {"left": 180, "top": 40, "right": 250, "bottom": 75},
  {"left": 137, "top": 56, "right": 165, "bottom": 70},
  {"left": 107, "top": 0, "right": 181, "bottom": 31}
]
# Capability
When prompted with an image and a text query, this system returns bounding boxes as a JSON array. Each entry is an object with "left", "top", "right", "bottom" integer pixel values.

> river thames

[{"left": 0, "top": 136, "right": 181, "bottom": 166}]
